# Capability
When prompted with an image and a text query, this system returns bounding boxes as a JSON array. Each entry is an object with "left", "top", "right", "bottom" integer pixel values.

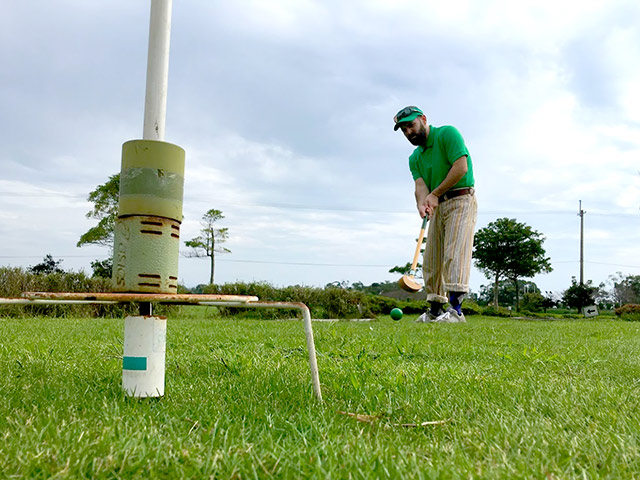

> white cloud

[{"left": 2, "top": 0, "right": 640, "bottom": 293}]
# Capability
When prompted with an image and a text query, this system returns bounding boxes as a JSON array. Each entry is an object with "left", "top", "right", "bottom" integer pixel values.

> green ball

[{"left": 390, "top": 308, "right": 403, "bottom": 321}]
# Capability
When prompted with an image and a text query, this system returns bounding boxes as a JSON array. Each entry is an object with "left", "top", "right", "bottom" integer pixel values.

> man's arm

[
  {"left": 424, "top": 155, "right": 468, "bottom": 216},
  {"left": 414, "top": 177, "right": 429, "bottom": 218}
]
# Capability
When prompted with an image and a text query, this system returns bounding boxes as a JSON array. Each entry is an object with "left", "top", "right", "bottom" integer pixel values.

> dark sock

[
  {"left": 449, "top": 292, "right": 465, "bottom": 315},
  {"left": 429, "top": 302, "right": 444, "bottom": 316}
]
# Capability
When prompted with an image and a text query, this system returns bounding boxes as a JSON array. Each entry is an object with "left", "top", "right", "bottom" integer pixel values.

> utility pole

[{"left": 578, "top": 200, "right": 586, "bottom": 285}]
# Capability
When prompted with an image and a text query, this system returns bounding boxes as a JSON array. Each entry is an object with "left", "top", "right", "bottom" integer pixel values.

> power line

[
  {"left": 0, "top": 191, "right": 637, "bottom": 217},
  {"left": 3, "top": 254, "right": 639, "bottom": 271},
  {"left": 0, "top": 254, "right": 389, "bottom": 267},
  {"left": 554, "top": 260, "right": 640, "bottom": 269},
  {"left": 585, "top": 261, "right": 640, "bottom": 269},
  {"left": 213, "top": 258, "right": 389, "bottom": 267},
  {"left": 0, "top": 255, "right": 109, "bottom": 259},
  {"left": 0, "top": 192, "right": 86, "bottom": 198},
  {"left": 186, "top": 200, "right": 639, "bottom": 217}
]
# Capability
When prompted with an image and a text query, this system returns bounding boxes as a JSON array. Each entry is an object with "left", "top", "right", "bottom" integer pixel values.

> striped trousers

[{"left": 422, "top": 193, "right": 478, "bottom": 304}]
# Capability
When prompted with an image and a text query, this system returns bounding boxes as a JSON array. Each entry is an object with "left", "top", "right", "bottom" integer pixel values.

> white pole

[
  {"left": 125, "top": 0, "right": 173, "bottom": 398},
  {"left": 300, "top": 304, "right": 323, "bottom": 402},
  {"left": 123, "top": 316, "right": 167, "bottom": 397},
  {"left": 143, "top": 0, "right": 173, "bottom": 141}
]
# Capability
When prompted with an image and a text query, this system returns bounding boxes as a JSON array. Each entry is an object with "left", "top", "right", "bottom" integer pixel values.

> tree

[
  {"left": 28, "top": 254, "right": 64, "bottom": 275},
  {"left": 593, "top": 281, "right": 611, "bottom": 309},
  {"left": 325, "top": 280, "right": 351, "bottom": 289},
  {"left": 90, "top": 258, "right": 113, "bottom": 278},
  {"left": 473, "top": 218, "right": 552, "bottom": 309},
  {"left": 609, "top": 272, "right": 640, "bottom": 306},
  {"left": 541, "top": 291, "right": 559, "bottom": 312},
  {"left": 388, "top": 262, "right": 422, "bottom": 275},
  {"left": 477, "top": 279, "right": 539, "bottom": 308},
  {"left": 563, "top": 277, "right": 598, "bottom": 311},
  {"left": 520, "top": 291, "right": 544, "bottom": 312},
  {"left": 77, "top": 174, "right": 120, "bottom": 249},
  {"left": 184, "top": 209, "right": 231, "bottom": 284}
]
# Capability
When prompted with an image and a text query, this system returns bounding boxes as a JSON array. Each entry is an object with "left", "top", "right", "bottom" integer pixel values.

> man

[{"left": 394, "top": 106, "right": 477, "bottom": 323}]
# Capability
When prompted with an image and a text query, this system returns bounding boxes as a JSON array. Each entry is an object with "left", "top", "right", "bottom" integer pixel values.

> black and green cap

[{"left": 393, "top": 106, "right": 424, "bottom": 130}]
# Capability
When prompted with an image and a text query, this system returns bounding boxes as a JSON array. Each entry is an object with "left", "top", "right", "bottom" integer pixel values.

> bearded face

[{"left": 400, "top": 117, "right": 428, "bottom": 146}]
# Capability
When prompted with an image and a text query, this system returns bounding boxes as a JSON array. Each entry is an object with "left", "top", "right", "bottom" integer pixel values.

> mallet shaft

[{"left": 409, "top": 216, "right": 428, "bottom": 274}]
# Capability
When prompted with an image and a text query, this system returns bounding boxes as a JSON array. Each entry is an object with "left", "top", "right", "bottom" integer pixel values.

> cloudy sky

[{"left": 1, "top": 0, "right": 639, "bottom": 296}]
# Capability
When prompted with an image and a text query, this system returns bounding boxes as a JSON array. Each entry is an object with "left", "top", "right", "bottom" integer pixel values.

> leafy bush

[
  {"left": 520, "top": 292, "right": 545, "bottom": 312},
  {"left": 203, "top": 282, "right": 370, "bottom": 319},
  {"left": 0, "top": 267, "right": 110, "bottom": 297},
  {"left": 517, "top": 310, "right": 561, "bottom": 319},
  {"left": 399, "top": 300, "right": 427, "bottom": 315},
  {"left": 481, "top": 306, "right": 513, "bottom": 317},
  {"left": 0, "top": 267, "right": 160, "bottom": 318},
  {"left": 319, "top": 287, "right": 368, "bottom": 319},
  {"left": 614, "top": 304, "right": 640, "bottom": 322},
  {"left": 461, "top": 300, "right": 482, "bottom": 316},
  {"left": 364, "top": 295, "right": 400, "bottom": 315}
]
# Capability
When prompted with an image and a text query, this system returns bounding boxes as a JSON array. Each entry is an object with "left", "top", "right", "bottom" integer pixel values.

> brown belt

[{"left": 439, "top": 187, "right": 474, "bottom": 203}]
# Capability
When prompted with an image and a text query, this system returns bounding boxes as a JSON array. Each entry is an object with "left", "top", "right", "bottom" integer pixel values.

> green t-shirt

[{"left": 408, "top": 125, "right": 474, "bottom": 192}]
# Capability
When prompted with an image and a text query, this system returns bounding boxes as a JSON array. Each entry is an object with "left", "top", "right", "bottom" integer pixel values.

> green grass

[{"left": 1, "top": 311, "right": 640, "bottom": 479}]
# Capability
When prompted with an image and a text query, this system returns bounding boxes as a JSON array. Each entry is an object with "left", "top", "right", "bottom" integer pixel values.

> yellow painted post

[{"left": 112, "top": 140, "right": 185, "bottom": 294}]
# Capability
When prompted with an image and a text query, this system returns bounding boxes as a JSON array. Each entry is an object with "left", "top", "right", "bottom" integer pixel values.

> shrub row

[
  {"left": 0, "top": 270, "right": 380, "bottom": 319},
  {"left": 0, "top": 267, "right": 487, "bottom": 320},
  {"left": 2, "top": 267, "right": 617, "bottom": 320},
  {"left": 204, "top": 282, "right": 485, "bottom": 319},
  {"left": 0, "top": 267, "right": 174, "bottom": 318},
  {"left": 615, "top": 304, "right": 640, "bottom": 322},
  {"left": 203, "top": 282, "right": 370, "bottom": 319}
]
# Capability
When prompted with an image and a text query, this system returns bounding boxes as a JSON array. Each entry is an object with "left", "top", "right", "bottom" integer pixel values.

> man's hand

[
  {"left": 422, "top": 155, "right": 468, "bottom": 217},
  {"left": 417, "top": 201, "right": 428, "bottom": 218},
  {"left": 425, "top": 193, "right": 439, "bottom": 217}
]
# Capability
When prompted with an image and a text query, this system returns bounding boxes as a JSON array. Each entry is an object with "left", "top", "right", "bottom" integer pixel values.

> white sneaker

[
  {"left": 434, "top": 311, "right": 453, "bottom": 323},
  {"left": 446, "top": 308, "right": 466, "bottom": 323},
  {"left": 416, "top": 311, "right": 450, "bottom": 323}
]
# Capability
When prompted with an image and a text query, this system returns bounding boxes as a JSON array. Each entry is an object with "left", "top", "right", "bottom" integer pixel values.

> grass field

[{"left": 1, "top": 310, "right": 640, "bottom": 479}]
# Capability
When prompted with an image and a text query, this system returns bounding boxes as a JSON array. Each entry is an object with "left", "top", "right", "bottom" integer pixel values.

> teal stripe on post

[{"left": 123, "top": 356, "right": 148, "bottom": 371}]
